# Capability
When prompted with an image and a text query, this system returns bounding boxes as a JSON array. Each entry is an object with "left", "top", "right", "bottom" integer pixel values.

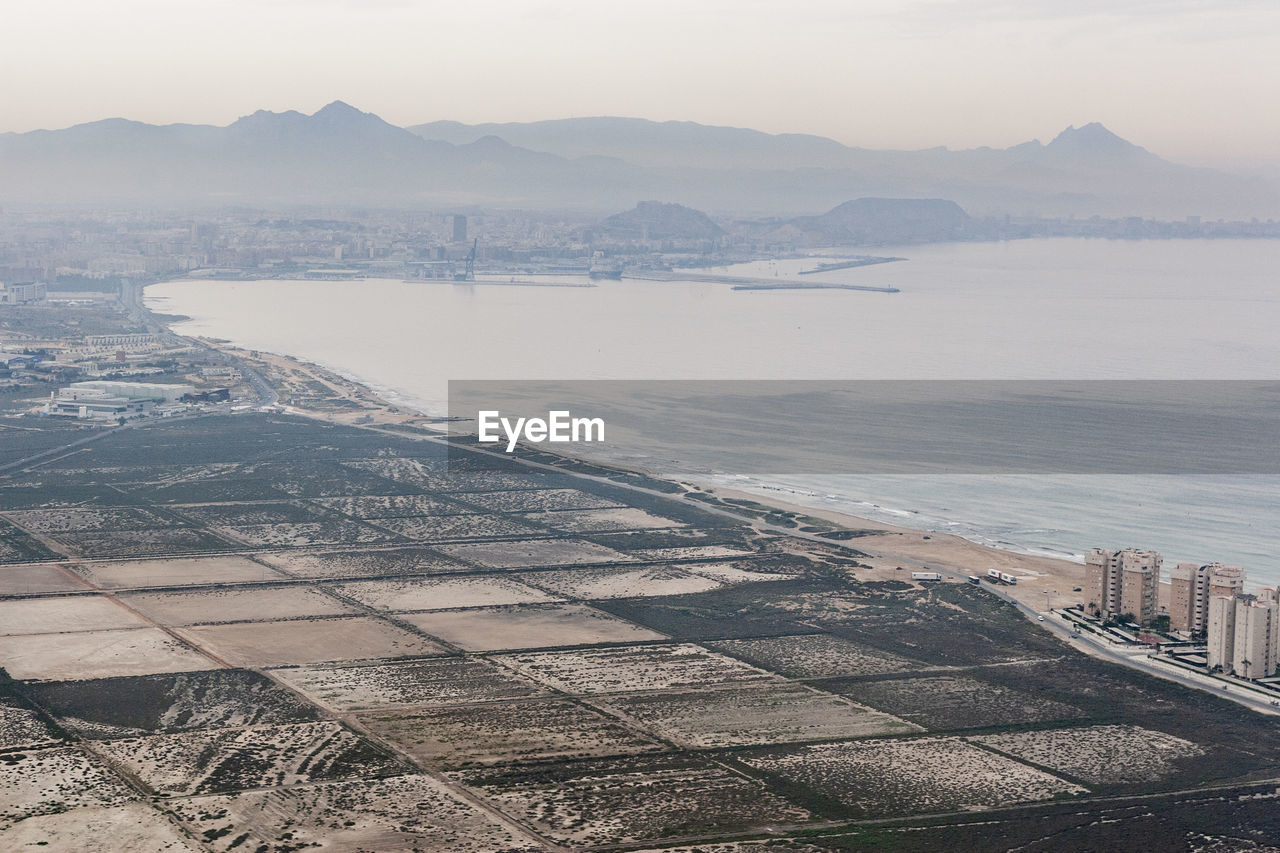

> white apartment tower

[{"left": 1207, "top": 588, "right": 1279, "bottom": 679}]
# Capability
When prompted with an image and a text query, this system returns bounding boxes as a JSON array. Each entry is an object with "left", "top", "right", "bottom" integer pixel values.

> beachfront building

[
  {"left": 1207, "top": 588, "right": 1280, "bottom": 679},
  {"left": 1169, "top": 562, "right": 1245, "bottom": 634},
  {"left": 1084, "top": 548, "right": 1160, "bottom": 625}
]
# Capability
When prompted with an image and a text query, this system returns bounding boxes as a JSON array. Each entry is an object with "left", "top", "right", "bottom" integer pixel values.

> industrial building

[
  {"left": 44, "top": 381, "right": 194, "bottom": 420},
  {"left": 0, "top": 281, "right": 47, "bottom": 304},
  {"left": 1084, "top": 548, "right": 1160, "bottom": 625}
]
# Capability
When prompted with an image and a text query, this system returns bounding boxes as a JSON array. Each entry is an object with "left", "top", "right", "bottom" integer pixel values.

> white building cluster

[{"left": 1207, "top": 582, "right": 1279, "bottom": 680}]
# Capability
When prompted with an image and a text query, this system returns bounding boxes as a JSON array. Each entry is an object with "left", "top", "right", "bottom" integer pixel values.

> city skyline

[{"left": 3, "top": 1, "right": 1279, "bottom": 167}]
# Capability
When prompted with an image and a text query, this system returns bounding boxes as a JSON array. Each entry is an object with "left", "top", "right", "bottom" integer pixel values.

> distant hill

[
  {"left": 599, "top": 201, "right": 724, "bottom": 241},
  {"left": 789, "top": 198, "right": 971, "bottom": 244},
  {"left": 1, "top": 104, "right": 1276, "bottom": 218}
]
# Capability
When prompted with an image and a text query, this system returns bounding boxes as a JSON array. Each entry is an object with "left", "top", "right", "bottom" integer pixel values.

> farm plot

[
  {"left": 360, "top": 698, "right": 664, "bottom": 768},
  {"left": 168, "top": 501, "right": 330, "bottom": 527},
  {"left": 453, "top": 488, "right": 622, "bottom": 513},
  {"left": 98, "top": 721, "right": 406, "bottom": 795},
  {"left": 27, "top": 670, "right": 319, "bottom": 739},
  {"left": 168, "top": 773, "right": 545, "bottom": 853},
  {"left": 0, "top": 747, "right": 136, "bottom": 830},
  {"left": 68, "top": 555, "right": 286, "bottom": 589},
  {"left": 632, "top": 545, "right": 758, "bottom": 561},
  {"left": 494, "top": 643, "right": 776, "bottom": 695},
  {"left": 313, "top": 494, "right": 477, "bottom": 518},
  {"left": 0, "top": 563, "right": 90, "bottom": 596},
  {"left": 0, "top": 527, "right": 60, "bottom": 565},
  {"left": 436, "top": 538, "right": 634, "bottom": 568},
  {"left": 53, "top": 528, "right": 234, "bottom": 559},
  {"left": 178, "top": 616, "right": 447, "bottom": 667},
  {"left": 517, "top": 566, "right": 725, "bottom": 600},
  {"left": 211, "top": 519, "right": 398, "bottom": 548},
  {"left": 401, "top": 603, "right": 665, "bottom": 651},
  {"left": 3, "top": 506, "right": 178, "bottom": 534},
  {"left": 830, "top": 674, "right": 1086, "bottom": 731},
  {"left": 598, "top": 684, "right": 919, "bottom": 748},
  {"left": 709, "top": 634, "right": 926, "bottom": 679},
  {"left": 330, "top": 576, "right": 557, "bottom": 612},
  {"left": 0, "top": 628, "right": 215, "bottom": 681},
  {"left": 272, "top": 657, "right": 548, "bottom": 711},
  {"left": 519, "top": 508, "right": 685, "bottom": 534},
  {"left": 742, "top": 737, "right": 1085, "bottom": 818},
  {"left": 257, "top": 546, "right": 469, "bottom": 579},
  {"left": 459, "top": 753, "right": 813, "bottom": 847},
  {"left": 0, "top": 692, "right": 60, "bottom": 750},
  {"left": 369, "top": 513, "right": 541, "bottom": 541},
  {"left": 0, "top": 595, "right": 150, "bottom": 636},
  {"left": 972, "top": 725, "right": 1205, "bottom": 785},
  {"left": 683, "top": 562, "right": 797, "bottom": 585},
  {"left": 0, "top": 802, "right": 203, "bottom": 853},
  {"left": 122, "top": 585, "right": 354, "bottom": 625}
]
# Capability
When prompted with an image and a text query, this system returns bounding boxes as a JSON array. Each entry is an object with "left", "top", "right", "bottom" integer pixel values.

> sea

[{"left": 146, "top": 237, "right": 1280, "bottom": 588}]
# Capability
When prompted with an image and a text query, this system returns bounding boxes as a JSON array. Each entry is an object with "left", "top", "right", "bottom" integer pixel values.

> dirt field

[
  {"left": 494, "top": 643, "right": 778, "bottom": 695},
  {"left": 67, "top": 555, "right": 284, "bottom": 589},
  {"left": 361, "top": 698, "right": 665, "bottom": 768},
  {"left": 167, "top": 773, "right": 546, "bottom": 853},
  {"left": 121, "top": 585, "right": 354, "bottom": 625},
  {"left": 0, "top": 802, "right": 202, "bottom": 852},
  {"left": 272, "top": 657, "right": 549, "bottom": 711},
  {"left": 400, "top": 603, "right": 666, "bottom": 650},
  {"left": 743, "top": 736, "right": 1087, "bottom": 818},
  {"left": 256, "top": 547, "right": 469, "bottom": 578},
  {"left": 0, "top": 747, "right": 137, "bottom": 830},
  {"left": 177, "top": 616, "right": 448, "bottom": 667},
  {"left": 519, "top": 566, "right": 726, "bottom": 599},
  {"left": 436, "top": 538, "right": 635, "bottom": 568},
  {"left": 0, "top": 595, "right": 151, "bottom": 635},
  {"left": 973, "top": 725, "right": 1206, "bottom": 784},
  {"left": 0, "top": 563, "right": 92, "bottom": 596},
  {"left": 0, "top": 628, "right": 216, "bottom": 681},
  {"left": 598, "top": 683, "right": 919, "bottom": 748},
  {"left": 522, "top": 507, "right": 686, "bottom": 533},
  {"left": 330, "top": 576, "right": 558, "bottom": 612},
  {"left": 709, "top": 634, "right": 926, "bottom": 679}
]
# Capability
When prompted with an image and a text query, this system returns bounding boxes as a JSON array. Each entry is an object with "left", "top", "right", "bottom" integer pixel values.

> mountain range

[{"left": 1, "top": 101, "right": 1274, "bottom": 219}]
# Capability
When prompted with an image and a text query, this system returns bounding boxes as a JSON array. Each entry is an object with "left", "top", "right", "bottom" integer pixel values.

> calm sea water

[{"left": 147, "top": 238, "right": 1280, "bottom": 586}]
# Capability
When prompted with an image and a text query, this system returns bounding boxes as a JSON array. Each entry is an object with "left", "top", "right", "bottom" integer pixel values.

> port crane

[{"left": 454, "top": 238, "right": 477, "bottom": 282}]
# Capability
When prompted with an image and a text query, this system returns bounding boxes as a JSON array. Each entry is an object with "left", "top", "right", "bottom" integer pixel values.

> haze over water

[{"left": 148, "top": 237, "right": 1280, "bottom": 586}]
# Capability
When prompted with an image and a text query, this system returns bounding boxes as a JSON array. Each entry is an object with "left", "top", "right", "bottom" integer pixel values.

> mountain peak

[{"left": 313, "top": 100, "right": 363, "bottom": 119}]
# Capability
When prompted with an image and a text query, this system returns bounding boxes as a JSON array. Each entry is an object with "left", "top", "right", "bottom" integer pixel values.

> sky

[{"left": 2, "top": 0, "right": 1278, "bottom": 166}]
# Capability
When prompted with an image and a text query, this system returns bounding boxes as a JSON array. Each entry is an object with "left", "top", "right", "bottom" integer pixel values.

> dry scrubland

[{"left": 0, "top": 414, "right": 1278, "bottom": 851}]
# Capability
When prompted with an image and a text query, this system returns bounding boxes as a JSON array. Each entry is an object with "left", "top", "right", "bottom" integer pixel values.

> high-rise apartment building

[
  {"left": 1169, "top": 562, "right": 1244, "bottom": 634},
  {"left": 1207, "top": 588, "right": 1279, "bottom": 679},
  {"left": 452, "top": 214, "right": 467, "bottom": 243},
  {"left": 1084, "top": 548, "right": 1160, "bottom": 625}
]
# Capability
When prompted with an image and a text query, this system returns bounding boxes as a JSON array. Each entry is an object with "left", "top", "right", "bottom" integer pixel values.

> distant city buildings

[
  {"left": 1084, "top": 548, "right": 1160, "bottom": 625},
  {"left": 45, "top": 380, "right": 195, "bottom": 420},
  {"left": 452, "top": 214, "right": 467, "bottom": 243},
  {"left": 0, "top": 281, "right": 47, "bottom": 304}
]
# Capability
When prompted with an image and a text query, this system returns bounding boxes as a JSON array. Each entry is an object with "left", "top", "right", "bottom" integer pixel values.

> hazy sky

[{"left": 3, "top": 0, "right": 1278, "bottom": 165}]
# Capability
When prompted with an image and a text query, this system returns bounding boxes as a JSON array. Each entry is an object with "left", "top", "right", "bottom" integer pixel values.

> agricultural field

[
  {"left": 742, "top": 737, "right": 1086, "bottom": 818},
  {"left": 27, "top": 670, "right": 319, "bottom": 739},
  {"left": 272, "top": 657, "right": 549, "bottom": 711},
  {"left": 827, "top": 673, "right": 1086, "bottom": 730},
  {"left": 0, "top": 747, "right": 137, "bottom": 830},
  {"left": 401, "top": 603, "right": 666, "bottom": 651},
  {"left": 330, "top": 575, "right": 558, "bottom": 612},
  {"left": 436, "top": 537, "right": 635, "bottom": 567},
  {"left": 3, "top": 414, "right": 1280, "bottom": 850},
  {"left": 494, "top": 643, "right": 776, "bottom": 695},
  {"left": 66, "top": 555, "right": 286, "bottom": 589},
  {"left": 177, "top": 616, "right": 447, "bottom": 666},
  {"left": 122, "top": 584, "right": 354, "bottom": 625},
  {"left": 459, "top": 753, "right": 814, "bottom": 847},
  {"left": 599, "top": 683, "right": 920, "bottom": 748},
  {"left": 167, "top": 773, "right": 546, "bottom": 853},
  {"left": 360, "top": 698, "right": 665, "bottom": 768},
  {"left": 708, "top": 634, "right": 926, "bottom": 679},
  {"left": 0, "top": 628, "right": 215, "bottom": 680},
  {"left": 256, "top": 546, "right": 469, "bottom": 578},
  {"left": 972, "top": 725, "right": 1205, "bottom": 785},
  {"left": 98, "top": 720, "right": 406, "bottom": 795}
]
